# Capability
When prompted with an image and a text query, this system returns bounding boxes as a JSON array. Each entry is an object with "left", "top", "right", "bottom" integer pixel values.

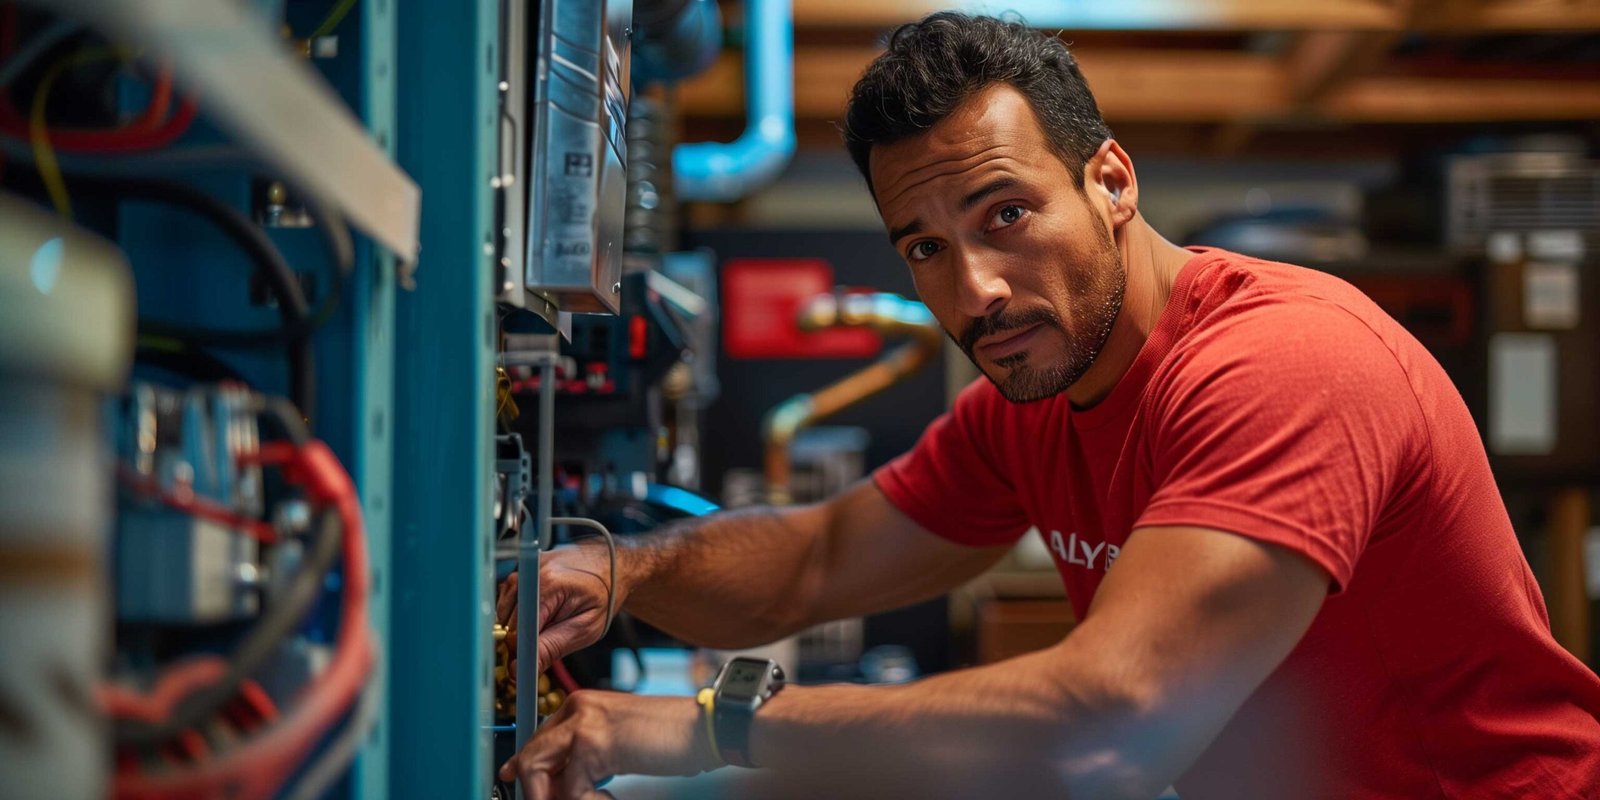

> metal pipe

[
  {"left": 631, "top": 0, "right": 722, "bottom": 86},
  {"left": 514, "top": 355, "right": 555, "bottom": 798},
  {"left": 762, "top": 292, "right": 943, "bottom": 505},
  {"left": 672, "top": 0, "right": 795, "bottom": 201}
]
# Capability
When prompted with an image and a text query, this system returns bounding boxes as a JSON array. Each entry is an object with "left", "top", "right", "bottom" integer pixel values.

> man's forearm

[
  {"left": 619, "top": 504, "right": 830, "bottom": 649},
  {"left": 744, "top": 641, "right": 1176, "bottom": 800}
]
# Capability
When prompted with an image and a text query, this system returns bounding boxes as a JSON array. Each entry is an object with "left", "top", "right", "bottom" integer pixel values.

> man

[{"left": 499, "top": 13, "right": 1600, "bottom": 799}]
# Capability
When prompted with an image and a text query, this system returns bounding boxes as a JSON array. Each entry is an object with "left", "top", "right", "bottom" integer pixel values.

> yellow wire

[
  {"left": 309, "top": 0, "right": 359, "bottom": 39},
  {"left": 136, "top": 334, "right": 186, "bottom": 352},
  {"left": 30, "top": 46, "right": 130, "bottom": 219}
]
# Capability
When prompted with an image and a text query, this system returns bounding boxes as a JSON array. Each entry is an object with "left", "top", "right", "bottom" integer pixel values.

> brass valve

[{"left": 492, "top": 624, "right": 568, "bottom": 719}]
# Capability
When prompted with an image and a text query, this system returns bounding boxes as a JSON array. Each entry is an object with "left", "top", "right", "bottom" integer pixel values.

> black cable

[
  {"left": 258, "top": 395, "right": 312, "bottom": 447},
  {"left": 113, "top": 506, "right": 344, "bottom": 747},
  {"left": 133, "top": 342, "right": 246, "bottom": 384},
  {"left": 139, "top": 196, "right": 356, "bottom": 347},
  {"left": 47, "top": 173, "right": 319, "bottom": 421}
]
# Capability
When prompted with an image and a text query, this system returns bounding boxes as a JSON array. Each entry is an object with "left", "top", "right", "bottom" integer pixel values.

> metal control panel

[{"left": 523, "top": 0, "right": 633, "bottom": 317}]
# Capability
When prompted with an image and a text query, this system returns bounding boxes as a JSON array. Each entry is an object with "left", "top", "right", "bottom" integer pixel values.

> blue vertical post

[
  {"left": 353, "top": 0, "right": 399, "bottom": 794},
  {"left": 392, "top": 0, "right": 500, "bottom": 797}
]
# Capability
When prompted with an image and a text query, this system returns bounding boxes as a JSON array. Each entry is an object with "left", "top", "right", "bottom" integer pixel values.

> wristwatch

[{"left": 710, "top": 657, "right": 786, "bottom": 767}]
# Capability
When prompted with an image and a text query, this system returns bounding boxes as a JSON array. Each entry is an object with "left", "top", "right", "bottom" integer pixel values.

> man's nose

[{"left": 953, "top": 249, "right": 1011, "bottom": 320}]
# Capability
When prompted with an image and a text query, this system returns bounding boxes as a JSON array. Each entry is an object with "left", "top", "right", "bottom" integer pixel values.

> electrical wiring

[
  {"left": 135, "top": 338, "right": 247, "bottom": 385},
  {"left": 0, "top": 22, "right": 198, "bottom": 153},
  {"left": 233, "top": 680, "right": 280, "bottom": 725},
  {"left": 309, "top": 0, "right": 360, "bottom": 39},
  {"left": 1, "top": 94, "right": 198, "bottom": 151},
  {"left": 115, "top": 465, "right": 282, "bottom": 544},
  {"left": 30, "top": 46, "right": 127, "bottom": 216},
  {"left": 113, "top": 506, "right": 341, "bottom": 746},
  {"left": 551, "top": 516, "right": 618, "bottom": 639},
  {"left": 280, "top": 670, "right": 381, "bottom": 800},
  {"left": 113, "top": 439, "right": 375, "bottom": 800},
  {"left": 257, "top": 394, "right": 313, "bottom": 447},
  {"left": 101, "top": 657, "right": 230, "bottom": 725},
  {"left": 134, "top": 65, "right": 173, "bottom": 130},
  {"left": 0, "top": 17, "right": 75, "bottom": 89},
  {"left": 552, "top": 660, "right": 582, "bottom": 694},
  {"left": 45, "top": 172, "right": 320, "bottom": 419},
  {"left": 0, "top": 138, "right": 252, "bottom": 173},
  {"left": 137, "top": 197, "right": 355, "bottom": 350}
]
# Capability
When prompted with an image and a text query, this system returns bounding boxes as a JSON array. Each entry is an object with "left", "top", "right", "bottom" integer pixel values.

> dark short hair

[{"left": 843, "top": 12, "right": 1112, "bottom": 193}]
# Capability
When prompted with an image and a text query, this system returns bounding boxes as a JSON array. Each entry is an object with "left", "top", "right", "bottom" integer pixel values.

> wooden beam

[
  {"left": 1412, "top": 0, "right": 1600, "bottom": 31},
  {"left": 1321, "top": 74, "right": 1600, "bottom": 120},
  {"left": 1285, "top": 30, "right": 1400, "bottom": 106},
  {"left": 678, "top": 44, "right": 1600, "bottom": 126},
  {"left": 784, "top": 0, "right": 1600, "bottom": 31},
  {"left": 786, "top": 0, "right": 1402, "bottom": 31},
  {"left": 675, "top": 46, "right": 1288, "bottom": 123},
  {"left": 1077, "top": 50, "right": 1289, "bottom": 121},
  {"left": 1208, "top": 121, "right": 1262, "bottom": 156}
]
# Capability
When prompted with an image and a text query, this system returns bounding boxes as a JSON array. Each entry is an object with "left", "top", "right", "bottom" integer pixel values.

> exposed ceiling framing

[{"left": 676, "top": 0, "right": 1600, "bottom": 156}]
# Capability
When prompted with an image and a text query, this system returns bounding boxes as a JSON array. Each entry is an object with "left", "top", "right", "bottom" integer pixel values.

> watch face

[{"left": 721, "top": 660, "right": 768, "bottom": 701}]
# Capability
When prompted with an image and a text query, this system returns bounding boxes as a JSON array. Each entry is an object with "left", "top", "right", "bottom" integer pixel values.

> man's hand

[
  {"left": 498, "top": 690, "right": 721, "bottom": 799},
  {"left": 497, "top": 542, "right": 619, "bottom": 676}
]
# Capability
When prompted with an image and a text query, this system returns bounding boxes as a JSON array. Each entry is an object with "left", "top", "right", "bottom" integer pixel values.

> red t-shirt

[{"left": 875, "top": 247, "right": 1600, "bottom": 798}]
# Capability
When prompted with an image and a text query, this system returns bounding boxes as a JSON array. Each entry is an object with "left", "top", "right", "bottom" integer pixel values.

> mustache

[{"left": 958, "top": 306, "right": 1063, "bottom": 354}]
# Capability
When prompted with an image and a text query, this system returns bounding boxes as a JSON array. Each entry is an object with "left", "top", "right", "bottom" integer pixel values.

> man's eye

[
  {"left": 990, "top": 204, "right": 1026, "bottom": 229},
  {"left": 908, "top": 241, "right": 942, "bottom": 261}
]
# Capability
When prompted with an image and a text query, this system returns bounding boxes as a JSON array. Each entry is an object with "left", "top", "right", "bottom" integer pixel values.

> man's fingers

[
  {"left": 501, "top": 719, "right": 578, "bottom": 796},
  {"left": 497, "top": 572, "right": 519, "bottom": 620},
  {"left": 536, "top": 618, "right": 592, "bottom": 675},
  {"left": 556, "top": 757, "right": 607, "bottom": 800}
]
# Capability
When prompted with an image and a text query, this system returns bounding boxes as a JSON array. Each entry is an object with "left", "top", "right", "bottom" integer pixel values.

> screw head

[{"left": 612, "top": 282, "right": 621, "bottom": 294}]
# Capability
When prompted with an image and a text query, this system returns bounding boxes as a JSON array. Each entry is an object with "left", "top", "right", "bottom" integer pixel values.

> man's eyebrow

[
  {"left": 886, "top": 176, "right": 1018, "bottom": 245},
  {"left": 888, "top": 218, "right": 923, "bottom": 245},
  {"left": 960, "top": 177, "right": 1020, "bottom": 213}
]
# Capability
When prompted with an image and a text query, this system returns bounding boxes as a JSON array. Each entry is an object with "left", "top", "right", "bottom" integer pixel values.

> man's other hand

[{"left": 498, "top": 690, "right": 720, "bottom": 799}]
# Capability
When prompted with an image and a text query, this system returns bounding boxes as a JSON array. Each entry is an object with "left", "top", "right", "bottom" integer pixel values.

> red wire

[
  {"left": 101, "top": 657, "right": 230, "bottom": 724},
  {"left": 132, "top": 66, "right": 174, "bottom": 130},
  {"left": 0, "top": 95, "right": 198, "bottom": 152},
  {"left": 0, "top": 51, "right": 195, "bottom": 152},
  {"left": 113, "top": 440, "right": 374, "bottom": 800},
  {"left": 552, "top": 660, "right": 582, "bottom": 694},
  {"left": 116, "top": 466, "right": 280, "bottom": 545},
  {"left": 235, "top": 680, "right": 280, "bottom": 725}
]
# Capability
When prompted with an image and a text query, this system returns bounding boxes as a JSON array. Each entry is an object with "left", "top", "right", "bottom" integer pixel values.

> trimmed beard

[{"left": 957, "top": 231, "right": 1126, "bottom": 404}]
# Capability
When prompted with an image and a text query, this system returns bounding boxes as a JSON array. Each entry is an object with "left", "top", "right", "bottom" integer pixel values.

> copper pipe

[
  {"left": 1549, "top": 488, "right": 1592, "bottom": 664},
  {"left": 762, "top": 292, "right": 943, "bottom": 505}
]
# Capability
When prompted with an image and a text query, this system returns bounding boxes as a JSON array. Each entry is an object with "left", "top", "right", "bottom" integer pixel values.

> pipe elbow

[{"left": 673, "top": 124, "right": 795, "bottom": 202}]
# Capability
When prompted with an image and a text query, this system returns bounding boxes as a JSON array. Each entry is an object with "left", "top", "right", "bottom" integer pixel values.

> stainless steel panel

[{"left": 524, "top": 0, "right": 633, "bottom": 315}]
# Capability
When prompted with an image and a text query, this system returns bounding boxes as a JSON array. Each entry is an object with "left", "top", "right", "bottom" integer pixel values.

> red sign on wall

[{"left": 722, "top": 258, "right": 883, "bottom": 360}]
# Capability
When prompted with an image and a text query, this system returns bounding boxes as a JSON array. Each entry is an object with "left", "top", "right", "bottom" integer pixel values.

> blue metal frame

[
  {"left": 352, "top": 0, "right": 399, "bottom": 794},
  {"left": 391, "top": 0, "right": 501, "bottom": 797}
]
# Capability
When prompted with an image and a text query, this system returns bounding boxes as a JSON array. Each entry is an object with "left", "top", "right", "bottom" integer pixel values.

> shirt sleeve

[
  {"left": 873, "top": 379, "right": 1032, "bottom": 547},
  {"left": 1136, "top": 302, "right": 1431, "bottom": 591}
]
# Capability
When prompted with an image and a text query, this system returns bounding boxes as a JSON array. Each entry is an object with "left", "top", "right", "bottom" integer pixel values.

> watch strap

[
  {"left": 710, "top": 659, "right": 785, "bottom": 768},
  {"left": 713, "top": 699, "right": 757, "bottom": 767}
]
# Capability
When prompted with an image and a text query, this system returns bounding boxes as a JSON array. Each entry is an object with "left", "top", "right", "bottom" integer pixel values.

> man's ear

[{"left": 1087, "top": 139, "right": 1138, "bottom": 230}]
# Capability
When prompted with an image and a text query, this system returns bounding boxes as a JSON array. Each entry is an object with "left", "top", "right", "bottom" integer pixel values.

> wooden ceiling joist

[
  {"left": 677, "top": 45, "right": 1600, "bottom": 124},
  {"left": 782, "top": 0, "right": 1600, "bottom": 32}
]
